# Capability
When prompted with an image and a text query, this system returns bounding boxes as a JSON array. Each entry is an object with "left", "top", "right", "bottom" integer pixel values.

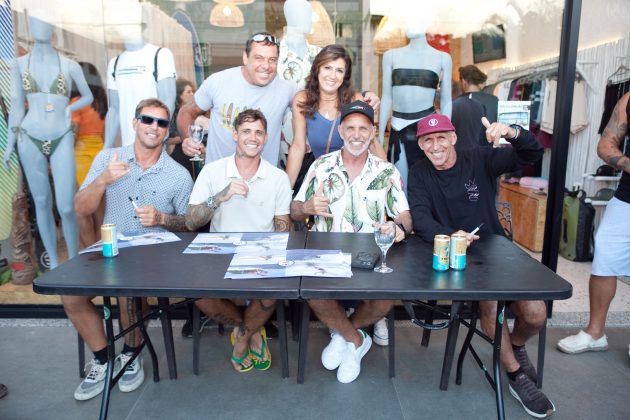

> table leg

[
  {"left": 99, "top": 296, "right": 115, "bottom": 420},
  {"left": 439, "top": 301, "right": 462, "bottom": 390},
  {"left": 493, "top": 301, "right": 506, "bottom": 420},
  {"left": 192, "top": 304, "right": 200, "bottom": 375},
  {"left": 276, "top": 300, "right": 289, "bottom": 378},
  {"left": 135, "top": 297, "right": 159, "bottom": 382},
  {"left": 297, "top": 301, "right": 311, "bottom": 384},
  {"left": 157, "top": 297, "right": 177, "bottom": 380},
  {"left": 388, "top": 309, "right": 395, "bottom": 378}
]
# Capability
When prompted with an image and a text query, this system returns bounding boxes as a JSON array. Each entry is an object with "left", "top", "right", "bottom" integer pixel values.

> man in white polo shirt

[{"left": 185, "top": 109, "right": 292, "bottom": 372}]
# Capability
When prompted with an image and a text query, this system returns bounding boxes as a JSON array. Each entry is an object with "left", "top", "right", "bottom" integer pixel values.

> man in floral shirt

[{"left": 291, "top": 100, "right": 412, "bottom": 384}]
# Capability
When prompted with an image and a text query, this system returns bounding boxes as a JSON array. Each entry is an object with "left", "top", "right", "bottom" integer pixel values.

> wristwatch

[
  {"left": 507, "top": 124, "right": 522, "bottom": 141},
  {"left": 206, "top": 195, "right": 220, "bottom": 211}
]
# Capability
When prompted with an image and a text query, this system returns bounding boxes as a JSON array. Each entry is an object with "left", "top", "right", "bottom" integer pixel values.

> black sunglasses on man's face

[{"left": 137, "top": 114, "right": 169, "bottom": 128}]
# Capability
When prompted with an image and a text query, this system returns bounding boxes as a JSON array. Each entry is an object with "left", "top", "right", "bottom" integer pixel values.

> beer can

[
  {"left": 449, "top": 234, "right": 467, "bottom": 270},
  {"left": 432, "top": 235, "right": 450, "bottom": 271},
  {"left": 101, "top": 224, "right": 118, "bottom": 257}
]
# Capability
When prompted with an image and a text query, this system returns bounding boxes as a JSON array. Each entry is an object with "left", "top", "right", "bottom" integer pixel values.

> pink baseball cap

[{"left": 416, "top": 114, "right": 456, "bottom": 138}]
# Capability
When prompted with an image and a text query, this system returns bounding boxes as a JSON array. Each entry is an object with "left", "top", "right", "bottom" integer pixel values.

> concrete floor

[{"left": 0, "top": 320, "right": 628, "bottom": 420}]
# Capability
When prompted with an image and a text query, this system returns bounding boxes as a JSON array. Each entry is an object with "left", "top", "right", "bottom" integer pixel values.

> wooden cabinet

[{"left": 498, "top": 182, "right": 547, "bottom": 252}]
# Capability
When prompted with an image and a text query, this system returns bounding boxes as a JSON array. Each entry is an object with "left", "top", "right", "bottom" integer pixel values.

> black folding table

[
  {"left": 34, "top": 231, "right": 305, "bottom": 420},
  {"left": 298, "top": 232, "right": 572, "bottom": 420}
]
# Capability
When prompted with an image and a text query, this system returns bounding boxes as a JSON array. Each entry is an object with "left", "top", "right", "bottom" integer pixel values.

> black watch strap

[{"left": 507, "top": 124, "right": 521, "bottom": 141}]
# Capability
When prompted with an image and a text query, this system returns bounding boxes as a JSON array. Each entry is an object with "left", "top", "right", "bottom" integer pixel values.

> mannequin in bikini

[
  {"left": 379, "top": 19, "right": 452, "bottom": 187},
  {"left": 105, "top": 20, "right": 176, "bottom": 147},
  {"left": 3, "top": 16, "right": 93, "bottom": 269}
]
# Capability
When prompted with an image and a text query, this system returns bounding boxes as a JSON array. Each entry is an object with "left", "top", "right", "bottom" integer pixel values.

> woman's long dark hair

[
  {"left": 299, "top": 44, "right": 354, "bottom": 119},
  {"left": 70, "top": 62, "right": 107, "bottom": 119},
  {"left": 175, "top": 78, "right": 194, "bottom": 109}
]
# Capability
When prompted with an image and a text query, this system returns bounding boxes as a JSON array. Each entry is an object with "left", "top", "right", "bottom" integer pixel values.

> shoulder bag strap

[
  {"left": 112, "top": 54, "right": 120, "bottom": 81},
  {"left": 153, "top": 47, "right": 162, "bottom": 82},
  {"left": 324, "top": 113, "right": 339, "bottom": 155}
]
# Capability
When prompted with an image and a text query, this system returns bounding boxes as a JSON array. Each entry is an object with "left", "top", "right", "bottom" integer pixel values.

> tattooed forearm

[
  {"left": 274, "top": 215, "right": 291, "bottom": 232},
  {"left": 185, "top": 204, "right": 215, "bottom": 231},
  {"left": 162, "top": 214, "right": 189, "bottom": 232},
  {"left": 606, "top": 155, "right": 630, "bottom": 173},
  {"left": 603, "top": 109, "right": 627, "bottom": 144},
  {"left": 598, "top": 95, "right": 630, "bottom": 174}
]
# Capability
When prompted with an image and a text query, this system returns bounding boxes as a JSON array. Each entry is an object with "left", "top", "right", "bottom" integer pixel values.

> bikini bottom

[
  {"left": 13, "top": 127, "right": 72, "bottom": 161},
  {"left": 389, "top": 106, "right": 435, "bottom": 167}
]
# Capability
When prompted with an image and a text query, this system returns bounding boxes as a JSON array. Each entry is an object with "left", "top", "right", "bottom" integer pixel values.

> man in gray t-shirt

[{"left": 178, "top": 32, "right": 297, "bottom": 166}]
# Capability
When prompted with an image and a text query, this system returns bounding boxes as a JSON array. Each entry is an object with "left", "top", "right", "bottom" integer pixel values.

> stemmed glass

[
  {"left": 189, "top": 124, "right": 205, "bottom": 162},
  {"left": 373, "top": 221, "right": 396, "bottom": 273}
]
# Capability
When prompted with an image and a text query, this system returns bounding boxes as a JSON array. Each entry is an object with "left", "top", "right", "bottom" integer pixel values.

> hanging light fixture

[
  {"left": 306, "top": 1, "right": 334, "bottom": 47},
  {"left": 213, "top": 0, "right": 255, "bottom": 5},
  {"left": 209, "top": 3, "right": 244, "bottom": 27},
  {"left": 372, "top": 15, "right": 409, "bottom": 54}
]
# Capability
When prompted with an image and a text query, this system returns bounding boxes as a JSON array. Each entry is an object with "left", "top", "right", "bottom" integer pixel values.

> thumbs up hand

[
  {"left": 101, "top": 150, "right": 130, "bottom": 185},
  {"left": 304, "top": 182, "right": 333, "bottom": 218},
  {"left": 481, "top": 117, "right": 517, "bottom": 146}
]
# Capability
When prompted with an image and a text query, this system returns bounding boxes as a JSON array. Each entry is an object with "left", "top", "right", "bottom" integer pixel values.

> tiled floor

[{"left": 0, "top": 320, "right": 628, "bottom": 420}]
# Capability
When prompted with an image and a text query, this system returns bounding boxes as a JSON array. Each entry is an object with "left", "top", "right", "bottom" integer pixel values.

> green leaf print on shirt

[
  {"left": 366, "top": 199, "right": 382, "bottom": 223},
  {"left": 343, "top": 186, "right": 364, "bottom": 232},
  {"left": 324, "top": 173, "right": 344, "bottom": 204},
  {"left": 325, "top": 216, "right": 333, "bottom": 232},
  {"left": 387, "top": 185, "right": 398, "bottom": 212},
  {"left": 304, "top": 176, "right": 317, "bottom": 200},
  {"left": 367, "top": 167, "right": 394, "bottom": 190}
]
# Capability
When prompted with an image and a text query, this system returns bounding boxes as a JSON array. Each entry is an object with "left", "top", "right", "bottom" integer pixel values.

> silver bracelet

[{"left": 508, "top": 124, "right": 521, "bottom": 141}]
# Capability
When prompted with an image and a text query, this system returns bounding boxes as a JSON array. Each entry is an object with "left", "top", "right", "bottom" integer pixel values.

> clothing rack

[{"left": 493, "top": 58, "right": 597, "bottom": 93}]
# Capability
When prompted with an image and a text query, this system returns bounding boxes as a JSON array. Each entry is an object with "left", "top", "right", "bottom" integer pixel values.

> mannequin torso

[
  {"left": 379, "top": 33, "right": 452, "bottom": 188},
  {"left": 105, "top": 41, "right": 176, "bottom": 147},
  {"left": 4, "top": 17, "right": 93, "bottom": 268}
]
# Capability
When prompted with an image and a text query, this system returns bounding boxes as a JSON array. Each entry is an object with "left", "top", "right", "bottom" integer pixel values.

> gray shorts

[{"left": 592, "top": 197, "right": 630, "bottom": 276}]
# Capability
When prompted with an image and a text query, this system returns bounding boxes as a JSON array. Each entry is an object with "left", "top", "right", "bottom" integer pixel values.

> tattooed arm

[
  {"left": 185, "top": 180, "right": 250, "bottom": 231},
  {"left": 185, "top": 203, "right": 215, "bottom": 231},
  {"left": 161, "top": 213, "right": 189, "bottom": 232},
  {"left": 598, "top": 93, "right": 630, "bottom": 175},
  {"left": 274, "top": 214, "right": 291, "bottom": 232}
]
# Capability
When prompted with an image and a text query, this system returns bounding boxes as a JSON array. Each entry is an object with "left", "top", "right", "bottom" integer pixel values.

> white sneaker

[
  {"left": 321, "top": 331, "right": 347, "bottom": 370},
  {"left": 557, "top": 330, "right": 608, "bottom": 354},
  {"left": 74, "top": 359, "right": 110, "bottom": 401},
  {"left": 337, "top": 330, "right": 372, "bottom": 384},
  {"left": 116, "top": 353, "right": 145, "bottom": 393},
  {"left": 373, "top": 318, "right": 389, "bottom": 346}
]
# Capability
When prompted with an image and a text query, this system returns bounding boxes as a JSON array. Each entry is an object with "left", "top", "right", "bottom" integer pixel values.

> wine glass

[
  {"left": 189, "top": 124, "right": 205, "bottom": 161},
  {"left": 373, "top": 221, "right": 396, "bottom": 273}
]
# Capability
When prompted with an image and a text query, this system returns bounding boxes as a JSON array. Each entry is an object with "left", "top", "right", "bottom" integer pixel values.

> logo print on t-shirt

[
  {"left": 220, "top": 104, "right": 262, "bottom": 129},
  {"left": 465, "top": 179, "right": 479, "bottom": 202}
]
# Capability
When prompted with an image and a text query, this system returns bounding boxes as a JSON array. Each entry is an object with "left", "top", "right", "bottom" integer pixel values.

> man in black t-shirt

[{"left": 408, "top": 114, "right": 554, "bottom": 419}]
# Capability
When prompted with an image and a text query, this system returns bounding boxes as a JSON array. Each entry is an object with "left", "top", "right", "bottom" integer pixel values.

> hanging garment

[
  {"left": 540, "top": 79, "right": 588, "bottom": 135},
  {"left": 598, "top": 79, "right": 630, "bottom": 133}
]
